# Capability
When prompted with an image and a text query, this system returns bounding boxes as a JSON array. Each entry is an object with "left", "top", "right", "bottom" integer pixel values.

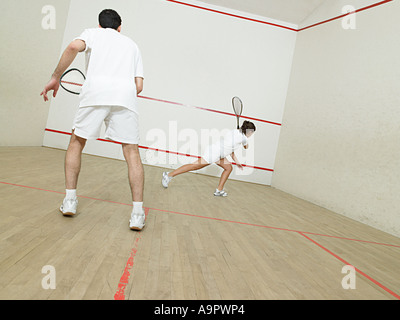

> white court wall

[
  {"left": 0, "top": 0, "right": 70, "bottom": 146},
  {"left": 298, "top": 0, "right": 386, "bottom": 29},
  {"left": 43, "top": 0, "right": 297, "bottom": 185},
  {"left": 272, "top": 0, "right": 400, "bottom": 237}
]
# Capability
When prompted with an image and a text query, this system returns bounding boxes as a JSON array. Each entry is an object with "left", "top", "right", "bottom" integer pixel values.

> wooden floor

[{"left": 0, "top": 146, "right": 399, "bottom": 300}]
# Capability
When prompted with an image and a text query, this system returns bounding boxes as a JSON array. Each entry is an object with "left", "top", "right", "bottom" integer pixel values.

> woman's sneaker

[
  {"left": 130, "top": 209, "right": 145, "bottom": 231},
  {"left": 214, "top": 189, "right": 228, "bottom": 197},
  {"left": 60, "top": 197, "right": 78, "bottom": 216},
  {"left": 162, "top": 172, "right": 173, "bottom": 188}
]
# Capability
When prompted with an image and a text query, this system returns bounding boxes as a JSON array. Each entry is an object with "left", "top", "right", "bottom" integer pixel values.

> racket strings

[
  {"left": 60, "top": 68, "right": 85, "bottom": 95},
  {"left": 61, "top": 80, "right": 83, "bottom": 87},
  {"left": 232, "top": 97, "right": 243, "bottom": 116},
  {"left": 232, "top": 96, "right": 243, "bottom": 129},
  {"left": 233, "top": 104, "right": 243, "bottom": 116}
]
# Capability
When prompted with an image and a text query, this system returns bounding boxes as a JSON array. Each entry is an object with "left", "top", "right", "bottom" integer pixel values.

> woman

[{"left": 161, "top": 121, "right": 256, "bottom": 196}]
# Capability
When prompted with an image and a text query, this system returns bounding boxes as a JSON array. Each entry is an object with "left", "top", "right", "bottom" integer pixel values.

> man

[{"left": 40, "top": 9, "right": 145, "bottom": 231}]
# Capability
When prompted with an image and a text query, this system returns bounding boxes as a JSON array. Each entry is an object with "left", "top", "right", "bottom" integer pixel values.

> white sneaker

[
  {"left": 162, "top": 172, "right": 172, "bottom": 188},
  {"left": 60, "top": 197, "right": 78, "bottom": 216},
  {"left": 129, "top": 209, "right": 145, "bottom": 231},
  {"left": 214, "top": 189, "right": 228, "bottom": 197}
]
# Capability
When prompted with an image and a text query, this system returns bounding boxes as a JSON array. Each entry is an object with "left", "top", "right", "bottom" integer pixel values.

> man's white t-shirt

[{"left": 74, "top": 28, "right": 144, "bottom": 112}]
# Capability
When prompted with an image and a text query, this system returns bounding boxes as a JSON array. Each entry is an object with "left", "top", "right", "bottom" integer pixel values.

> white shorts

[
  {"left": 202, "top": 143, "right": 225, "bottom": 164},
  {"left": 73, "top": 106, "right": 139, "bottom": 144}
]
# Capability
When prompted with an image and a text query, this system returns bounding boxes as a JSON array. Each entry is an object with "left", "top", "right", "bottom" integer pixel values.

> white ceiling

[{"left": 196, "top": 0, "right": 327, "bottom": 25}]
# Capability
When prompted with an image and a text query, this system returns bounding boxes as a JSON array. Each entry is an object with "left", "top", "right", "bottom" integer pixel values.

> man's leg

[
  {"left": 122, "top": 143, "right": 144, "bottom": 202},
  {"left": 122, "top": 143, "right": 145, "bottom": 231},
  {"left": 65, "top": 131, "right": 87, "bottom": 189},
  {"left": 60, "top": 131, "right": 86, "bottom": 216}
]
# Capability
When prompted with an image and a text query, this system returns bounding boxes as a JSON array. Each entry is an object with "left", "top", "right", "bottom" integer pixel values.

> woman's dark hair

[
  {"left": 240, "top": 121, "right": 256, "bottom": 135},
  {"left": 99, "top": 9, "right": 122, "bottom": 30}
]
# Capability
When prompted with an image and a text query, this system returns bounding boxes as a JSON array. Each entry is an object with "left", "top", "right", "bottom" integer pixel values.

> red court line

[
  {"left": 44, "top": 128, "right": 274, "bottom": 172},
  {"left": 138, "top": 95, "right": 282, "bottom": 127},
  {"left": 2, "top": 180, "right": 399, "bottom": 299},
  {"left": 114, "top": 235, "right": 141, "bottom": 300},
  {"left": 0, "top": 181, "right": 134, "bottom": 206},
  {"left": 166, "top": 0, "right": 393, "bottom": 33},
  {"left": 298, "top": 0, "right": 393, "bottom": 31},
  {"left": 165, "top": 0, "right": 298, "bottom": 32},
  {"left": 299, "top": 232, "right": 400, "bottom": 300},
  {"left": 113, "top": 208, "right": 149, "bottom": 300},
  {"left": 147, "top": 206, "right": 400, "bottom": 249},
  {"left": 296, "top": 231, "right": 400, "bottom": 249},
  {"left": 58, "top": 81, "right": 282, "bottom": 127},
  {"left": 3, "top": 180, "right": 400, "bottom": 299},
  {"left": 58, "top": 85, "right": 282, "bottom": 127},
  {"left": 2, "top": 180, "right": 400, "bottom": 249},
  {"left": 56, "top": 1, "right": 392, "bottom": 133},
  {"left": 0, "top": 181, "right": 66, "bottom": 196}
]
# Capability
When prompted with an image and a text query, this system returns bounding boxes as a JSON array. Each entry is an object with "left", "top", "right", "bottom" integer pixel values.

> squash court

[
  {"left": 1, "top": 146, "right": 399, "bottom": 300},
  {"left": 1, "top": 0, "right": 400, "bottom": 301}
]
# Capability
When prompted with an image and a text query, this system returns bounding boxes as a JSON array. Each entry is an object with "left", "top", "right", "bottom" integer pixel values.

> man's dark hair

[{"left": 99, "top": 9, "right": 122, "bottom": 30}]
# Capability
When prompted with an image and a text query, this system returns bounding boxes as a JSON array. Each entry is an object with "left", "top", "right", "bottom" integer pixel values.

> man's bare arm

[
  {"left": 135, "top": 77, "right": 144, "bottom": 95},
  {"left": 52, "top": 40, "right": 86, "bottom": 78},
  {"left": 40, "top": 39, "right": 86, "bottom": 101}
]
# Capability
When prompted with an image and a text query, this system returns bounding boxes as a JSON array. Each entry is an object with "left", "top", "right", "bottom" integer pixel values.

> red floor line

[
  {"left": 147, "top": 206, "right": 400, "bottom": 249},
  {"left": 0, "top": 181, "right": 133, "bottom": 207},
  {"left": 113, "top": 208, "right": 150, "bottom": 300},
  {"left": 2, "top": 181, "right": 400, "bottom": 298},
  {"left": 300, "top": 231, "right": 400, "bottom": 248},
  {"left": 0, "top": 181, "right": 66, "bottom": 196},
  {"left": 298, "top": 232, "right": 400, "bottom": 300},
  {"left": 114, "top": 233, "right": 142, "bottom": 300},
  {"left": 1, "top": 180, "right": 400, "bottom": 248}
]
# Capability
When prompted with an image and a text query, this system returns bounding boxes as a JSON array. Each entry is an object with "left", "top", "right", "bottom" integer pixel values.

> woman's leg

[
  {"left": 168, "top": 158, "right": 209, "bottom": 178},
  {"left": 216, "top": 158, "right": 233, "bottom": 191}
]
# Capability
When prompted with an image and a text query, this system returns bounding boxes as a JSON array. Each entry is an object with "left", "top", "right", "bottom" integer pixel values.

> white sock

[
  {"left": 133, "top": 201, "right": 143, "bottom": 213},
  {"left": 65, "top": 189, "right": 77, "bottom": 199}
]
